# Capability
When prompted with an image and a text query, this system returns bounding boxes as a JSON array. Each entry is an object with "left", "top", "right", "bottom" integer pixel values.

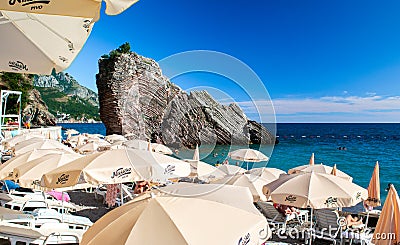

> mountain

[{"left": 34, "top": 72, "right": 100, "bottom": 121}]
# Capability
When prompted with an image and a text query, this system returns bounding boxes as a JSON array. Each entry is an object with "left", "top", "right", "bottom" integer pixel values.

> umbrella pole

[
  {"left": 120, "top": 183, "right": 123, "bottom": 206},
  {"left": 4, "top": 181, "right": 9, "bottom": 193},
  {"left": 308, "top": 208, "right": 313, "bottom": 245},
  {"left": 365, "top": 210, "right": 370, "bottom": 227},
  {"left": 61, "top": 192, "right": 64, "bottom": 222}
]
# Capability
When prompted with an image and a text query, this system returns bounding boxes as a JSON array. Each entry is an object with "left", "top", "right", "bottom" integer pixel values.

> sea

[{"left": 59, "top": 122, "right": 400, "bottom": 205}]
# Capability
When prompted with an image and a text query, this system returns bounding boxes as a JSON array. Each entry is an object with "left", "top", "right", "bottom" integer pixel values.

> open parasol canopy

[
  {"left": 12, "top": 138, "right": 74, "bottom": 155},
  {"left": 212, "top": 174, "right": 272, "bottom": 202},
  {"left": 216, "top": 164, "right": 247, "bottom": 176},
  {"left": 81, "top": 196, "right": 270, "bottom": 245},
  {"left": 0, "top": 148, "right": 74, "bottom": 179},
  {"left": 12, "top": 152, "right": 82, "bottom": 188},
  {"left": 247, "top": 167, "right": 286, "bottom": 181},
  {"left": 228, "top": 148, "right": 269, "bottom": 162},
  {"left": 263, "top": 172, "right": 367, "bottom": 209},
  {"left": 41, "top": 148, "right": 191, "bottom": 188},
  {"left": 288, "top": 163, "right": 353, "bottom": 181},
  {"left": 0, "top": 0, "right": 138, "bottom": 74}
]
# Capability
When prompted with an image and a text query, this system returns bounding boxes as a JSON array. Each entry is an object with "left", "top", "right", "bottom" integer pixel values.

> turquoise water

[{"left": 60, "top": 123, "right": 400, "bottom": 204}]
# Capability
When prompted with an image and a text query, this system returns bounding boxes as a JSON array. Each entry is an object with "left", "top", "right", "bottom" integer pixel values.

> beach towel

[
  {"left": 2, "top": 180, "right": 20, "bottom": 191},
  {"left": 47, "top": 190, "right": 71, "bottom": 202},
  {"left": 106, "top": 184, "right": 118, "bottom": 207}
]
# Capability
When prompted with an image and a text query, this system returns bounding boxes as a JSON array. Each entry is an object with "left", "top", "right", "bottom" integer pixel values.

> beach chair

[
  {"left": 313, "top": 209, "right": 372, "bottom": 245},
  {"left": 313, "top": 208, "right": 343, "bottom": 245},
  {"left": 255, "top": 201, "right": 305, "bottom": 233}
]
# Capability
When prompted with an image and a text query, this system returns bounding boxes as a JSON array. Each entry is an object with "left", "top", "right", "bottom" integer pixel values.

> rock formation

[
  {"left": 0, "top": 72, "right": 56, "bottom": 127},
  {"left": 96, "top": 52, "right": 274, "bottom": 148},
  {"left": 23, "top": 89, "right": 57, "bottom": 126}
]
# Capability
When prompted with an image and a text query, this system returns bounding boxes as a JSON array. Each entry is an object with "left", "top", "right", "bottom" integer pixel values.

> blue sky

[{"left": 66, "top": 0, "right": 400, "bottom": 122}]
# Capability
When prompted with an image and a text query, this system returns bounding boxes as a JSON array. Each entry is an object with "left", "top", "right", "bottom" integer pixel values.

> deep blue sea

[{"left": 59, "top": 123, "right": 399, "bottom": 204}]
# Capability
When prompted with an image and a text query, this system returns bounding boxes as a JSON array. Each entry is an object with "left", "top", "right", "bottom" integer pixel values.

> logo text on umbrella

[
  {"left": 111, "top": 167, "right": 132, "bottom": 179},
  {"left": 9, "top": 0, "right": 50, "bottom": 10},
  {"left": 324, "top": 197, "right": 338, "bottom": 206},
  {"left": 285, "top": 195, "right": 297, "bottom": 203},
  {"left": 56, "top": 174, "right": 69, "bottom": 185},
  {"left": 8, "top": 61, "right": 28, "bottom": 71},
  {"left": 164, "top": 165, "right": 175, "bottom": 175},
  {"left": 238, "top": 233, "right": 250, "bottom": 245}
]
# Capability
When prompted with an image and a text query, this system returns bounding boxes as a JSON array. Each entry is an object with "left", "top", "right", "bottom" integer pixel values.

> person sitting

[
  {"left": 133, "top": 180, "right": 150, "bottom": 194},
  {"left": 344, "top": 214, "right": 363, "bottom": 228},
  {"left": 23, "top": 113, "right": 31, "bottom": 129}
]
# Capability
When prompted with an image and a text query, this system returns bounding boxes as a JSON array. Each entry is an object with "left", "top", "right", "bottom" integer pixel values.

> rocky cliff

[
  {"left": 0, "top": 72, "right": 56, "bottom": 126},
  {"left": 96, "top": 52, "right": 274, "bottom": 148},
  {"left": 23, "top": 89, "right": 57, "bottom": 126}
]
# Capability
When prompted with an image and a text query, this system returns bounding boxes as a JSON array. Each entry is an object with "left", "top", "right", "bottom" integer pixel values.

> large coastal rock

[{"left": 96, "top": 53, "right": 274, "bottom": 148}]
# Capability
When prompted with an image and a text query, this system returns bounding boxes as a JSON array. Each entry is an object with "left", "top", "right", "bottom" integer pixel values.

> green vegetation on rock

[
  {"left": 36, "top": 87, "right": 100, "bottom": 121},
  {"left": 101, "top": 42, "right": 132, "bottom": 59},
  {"left": 0, "top": 72, "right": 33, "bottom": 113}
]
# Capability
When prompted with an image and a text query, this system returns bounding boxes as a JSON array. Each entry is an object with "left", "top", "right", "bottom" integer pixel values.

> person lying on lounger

[{"left": 273, "top": 203, "right": 300, "bottom": 215}]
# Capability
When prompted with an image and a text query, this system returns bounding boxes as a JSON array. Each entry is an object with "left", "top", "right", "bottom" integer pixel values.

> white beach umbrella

[
  {"left": 105, "top": 134, "right": 126, "bottom": 143},
  {"left": 212, "top": 174, "right": 272, "bottom": 202},
  {"left": 228, "top": 148, "right": 269, "bottom": 162},
  {"left": 3, "top": 134, "right": 45, "bottom": 147},
  {"left": 193, "top": 144, "right": 200, "bottom": 161},
  {"left": 109, "top": 143, "right": 126, "bottom": 150},
  {"left": 228, "top": 148, "right": 269, "bottom": 170},
  {"left": 288, "top": 163, "right": 353, "bottom": 181},
  {"left": 13, "top": 153, "right": 82, "bottom": 188},
  {"left": 151, "top": 143, "right": 173, "bottom": 155},
  {"left": 41, "top": 149, "right": 192, "bottom": 188},
  {"left": 184, "top": 159, "right": 226, "bottom": 181},
  {"left": 87, "top": 134, "right": 105, "bottom": 139},
  {"left": 81, "top": 196, "right": 270, "bottom": 245},
  {"left": 86, "top": 138, "right": 110, "bottom": 147},
  {"left": 0, "top": 11, "right": 94, "bottom": 74},
  {"left": 0, "top": 0, "right": 139, "bottom": 20},
  {"left": 247, "top": 167, "right": 286, "bottom": 181},
  {"left": 0, "top": 148, "right": 72, "bottom": 179},
  {"left": 67, "top": 135, "right": 88, "bottom": 144},
  {"left": 12, "top": 138, "right": 74, "bottom": 155},
  {"left": 217, "top": 164, "right": 247, "bottom": 175},
  {"left": 122, "top": 139, "right": 149, "bottom": 150},
  {"left": 64, "top": 129, "right": 79, "bottom": 136},
  {"left": 130, "top": 183, "right": 264, "bottom": 216},
  {"left": 155, "top": 183, "right": 262, "bottom": 215},
  {"left": 75, "top": 142, "right": 101, "bottom": 154},
  {"left": 0, "top": 0, "right": 138, "bottom": 74},
  {"left": 262, "top": 172, "right": 367, "bottom": 209}
]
